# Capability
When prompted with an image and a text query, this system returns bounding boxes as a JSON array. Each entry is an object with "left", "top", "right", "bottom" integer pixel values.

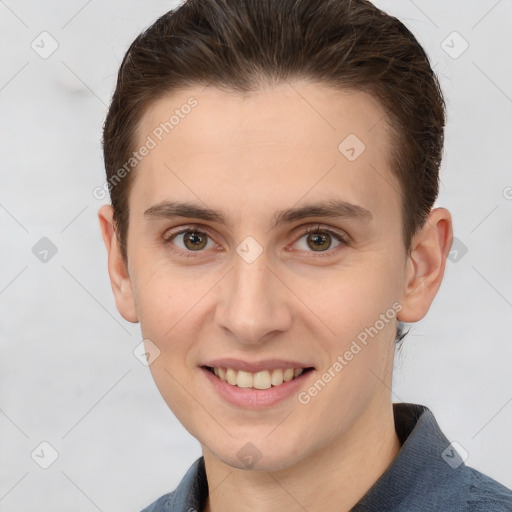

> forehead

[
  {"left": 138, "top": 82, "right": 390, "bottom": 155},
  {"left": 131, "top": 82, "right": 401, "bottom": 225}
]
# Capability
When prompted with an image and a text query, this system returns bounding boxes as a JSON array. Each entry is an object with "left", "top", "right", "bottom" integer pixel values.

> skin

[{"left": 99, "top": 81, "right": 452, "bottom": 512}]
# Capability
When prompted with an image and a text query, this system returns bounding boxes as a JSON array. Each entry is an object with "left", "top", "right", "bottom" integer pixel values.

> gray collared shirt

[{"left": 141, "top": 403, "right": 512, "bottom": 511}]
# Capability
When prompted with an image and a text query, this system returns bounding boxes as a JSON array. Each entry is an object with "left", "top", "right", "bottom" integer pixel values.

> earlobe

[
  {"left": 397, "top": 208, "right": 453, "bottom": 323},
  {"left": 98, "top": 205, "right": 139, "bottom": 323}
]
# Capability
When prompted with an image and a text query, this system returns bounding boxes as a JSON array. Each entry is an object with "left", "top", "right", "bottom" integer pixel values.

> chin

[{"left": 204, "top": 434, "right": 311, "bottom": 473}]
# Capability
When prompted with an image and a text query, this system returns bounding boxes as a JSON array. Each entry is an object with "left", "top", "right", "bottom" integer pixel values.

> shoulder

[
  {"left": 460, "top": 466, "right": 512, "bottom": 511},
  {"left": 139, "top": 457, "right": 207, "bottom": 512},
  {"left": 382, "top": 404, "right": 512, "bottom": 512},
  {"left": 428, "top": 463, "right": 512, "bottom": 511},
  {"left": 394, "top": 462, "right": 512, "bottom": 511},
  {"left": 139, "top": 491, "right": 176, "bottom": 512}
]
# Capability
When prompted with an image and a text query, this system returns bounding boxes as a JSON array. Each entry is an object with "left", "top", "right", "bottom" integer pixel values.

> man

[{"left": 98, "top": 0, "right": 512, "bottom": 510}]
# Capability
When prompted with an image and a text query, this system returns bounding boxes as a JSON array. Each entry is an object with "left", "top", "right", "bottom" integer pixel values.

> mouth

[{"left": 203, "top": 365, "right": 314, "bottom": 390}]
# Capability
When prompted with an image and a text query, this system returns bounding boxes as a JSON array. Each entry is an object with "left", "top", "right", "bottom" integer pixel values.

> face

[{"left": 103, "top": 82, "right": 432, "bottom": 471}]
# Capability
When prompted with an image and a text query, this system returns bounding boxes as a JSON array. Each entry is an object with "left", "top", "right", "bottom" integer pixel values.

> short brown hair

[{"left": 103, "top": 0, "right": 445, "bottom": 262}]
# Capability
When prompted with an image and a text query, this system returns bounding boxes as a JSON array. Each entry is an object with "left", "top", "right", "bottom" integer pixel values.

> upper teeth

[{"left": 213, "top": 367, "right": 304, "bottom": 389}]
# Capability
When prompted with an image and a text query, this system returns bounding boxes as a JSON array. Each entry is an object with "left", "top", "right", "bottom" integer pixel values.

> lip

[
  {"left": 201, "top": 364, "right": 314, "bottom": 409},
  {"left": 202, "top": 358, "right": 312, "bottom": 373}
]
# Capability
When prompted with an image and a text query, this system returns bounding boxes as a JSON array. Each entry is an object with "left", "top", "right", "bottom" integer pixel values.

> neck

[{"left": 202, "top": 402, "right": 400, "bottom": 512}]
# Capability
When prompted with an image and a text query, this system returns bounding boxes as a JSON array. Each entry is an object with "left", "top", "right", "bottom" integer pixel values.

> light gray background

[{"left": 1, "top": 1, "right": 511, "bottom": 510}]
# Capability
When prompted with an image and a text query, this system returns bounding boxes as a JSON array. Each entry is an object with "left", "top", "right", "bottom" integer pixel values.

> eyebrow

[{"left": 143, "top": 199, "right": 373, "bottom": 228}]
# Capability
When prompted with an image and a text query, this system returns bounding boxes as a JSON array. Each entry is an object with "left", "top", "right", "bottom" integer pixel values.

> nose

[{"left": 214, "top": 253, "right": 293, "bottom": 345}]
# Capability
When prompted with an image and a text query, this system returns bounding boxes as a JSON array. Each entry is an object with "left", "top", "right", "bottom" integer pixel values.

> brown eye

[
  {"left": 293, "top": 227, "right": 345, "bottom": 254},
  {"left": 182, "top": 231, "right": 208, "bottom": 250},
  {"left": 165, "top": 228, "right": 215, "bottom": 252},
  {"left": 306, "top": 233, "right": 332, "bottom": 251}
]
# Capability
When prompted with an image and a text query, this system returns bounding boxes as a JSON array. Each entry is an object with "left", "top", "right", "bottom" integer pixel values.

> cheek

[
  {"left": 131, "top": 261, "right": 209, "bottom": 422},
  {"left": 135, "top": 274, "right": 195, "bottom": 341},
  {"left": 130, "top": 253, "right": 182, "bottom": 337},
  {"left": 296, "top": 267, "right": 400, "bottom": 428},
  {"left": 130, "top": 252, "right": 219, "bottom": 358},
  {"left": 306, "top": 258, "right": 402, "bottom": 346}
]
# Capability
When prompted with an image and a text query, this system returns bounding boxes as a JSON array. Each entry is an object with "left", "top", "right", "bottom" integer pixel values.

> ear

[
  {"left": 397, "top": 207, "right": 453, "bottom": 323},
  {"left": 98, "top": 205, "right": 138, "bottom": 323}
]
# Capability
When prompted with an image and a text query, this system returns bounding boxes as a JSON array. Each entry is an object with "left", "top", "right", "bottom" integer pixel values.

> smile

[
  {"left": 201, "top": 359, "right": 315, "bottom": 408},
  {"left": 206, "top": 366, "right": 310, "bottom": 389}
]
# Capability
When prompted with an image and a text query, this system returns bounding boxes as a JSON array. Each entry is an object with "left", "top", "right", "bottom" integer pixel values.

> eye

[
  {"left": 164, "top": 227, "right": 217, "bottom": 252},
  {"left": 293, "top": 226, "right": 346, "bottom": 253}
]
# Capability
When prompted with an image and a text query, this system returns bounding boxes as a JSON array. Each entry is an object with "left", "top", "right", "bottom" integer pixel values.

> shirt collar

[{"left": 351, "top": 403, "right": 462, "bottom": 511}]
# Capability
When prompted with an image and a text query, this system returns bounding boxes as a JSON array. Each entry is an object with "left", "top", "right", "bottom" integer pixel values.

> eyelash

[
  {"left": 162, "top": 224, "right": 216, "bottom": 259},
  {"left": 296, "top": 225, "right": 348, "bottom": 257},
  {"left": 162, "top": 224, "right": 349, "bottom": 258}
]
